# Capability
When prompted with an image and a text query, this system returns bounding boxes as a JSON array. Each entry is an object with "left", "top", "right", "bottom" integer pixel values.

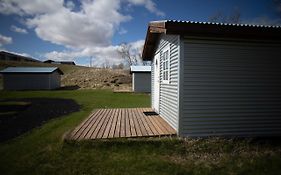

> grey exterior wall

[
  {"left": 180, "top": 37, "right": 281, "bottom": 137},
  {"left": 3, "top": 71, "right": 61, "bottom": 90},
  {"left": 153, "top": 34, "right": 180, "bottom": 131},
  {"left": 132, "top": 72, "right": 151, "bottom": 92},
  {"left": 49, "top": 71, "right": 61, "bottom": 89},
  {"left": 151, "top": 62, "right": 155, "bottom": 107}
]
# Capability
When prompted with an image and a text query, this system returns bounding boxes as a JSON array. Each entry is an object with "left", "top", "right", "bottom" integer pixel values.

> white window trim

[{"left": 162, "top": 44, "right": 170, "bottom": 84}]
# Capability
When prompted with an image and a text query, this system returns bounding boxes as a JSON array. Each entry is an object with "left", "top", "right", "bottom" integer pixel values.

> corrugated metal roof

[
  {"left": 130, "top": 66, "right": 151, "bottom": 72},
  {"left": 143, "top": 20, "right": 281, "bottom": 60},
  {"left": 0, "top": 67, "right": 63, "bottom": 74},
  {"left": 151, "top": 20, "right": 281, "bottom": 28}
]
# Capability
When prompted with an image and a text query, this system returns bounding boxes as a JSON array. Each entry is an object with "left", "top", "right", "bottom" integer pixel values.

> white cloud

[
  {"left": 0, "top": 0, "right": 63, "bottom": 16},
  {"left": 10, "top": 25, "right": 28, "bottom": 34},
  {"left": 44, "top": 45, "right": 121, "bottom": 64},
  {"left": 0, "top": 34, "right": 12, "bottom": 47},
  {"left": 44, "top": 39, "right": 144, "bottom": 67},
  {"left": 0, "top": 0, "right": 161, "bottom": 66},
  {"left": 25, "top": 0, "right": 131, "bottom": 49},
  {"left": 126, "top": 0, "right": 165, "bottom": 16}
]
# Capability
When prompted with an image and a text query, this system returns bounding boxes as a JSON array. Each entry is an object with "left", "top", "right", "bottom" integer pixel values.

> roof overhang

[
  {"left": 142, "top": 20, "right": 281, "bottom": 60},
  {"left": 130, "top": 66, "right": 151, "bottom": 73},
  {"left": 0, "top": 67, "right": 64, "bottom": 75}
]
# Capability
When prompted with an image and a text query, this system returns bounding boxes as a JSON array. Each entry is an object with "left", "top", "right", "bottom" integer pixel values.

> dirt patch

[
  {"left": 61, "top": 68, "right": 132, "bottom": 89},
  {"left": 0, "top": 60, "right": 133, "bottom": 90},
  {"left": 0, "top": 98, "right": 80, "bottom": 142}
]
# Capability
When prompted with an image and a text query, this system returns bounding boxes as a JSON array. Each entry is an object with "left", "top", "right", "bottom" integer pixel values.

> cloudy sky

[{"left": 0, "top": 0, "right": 280, "bottom": 66}]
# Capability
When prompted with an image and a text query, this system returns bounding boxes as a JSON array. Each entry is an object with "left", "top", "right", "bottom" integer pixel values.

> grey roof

[
  {"left": 151, "top": 20, "right": 281, "bottom": 28},
  {"left": 143, "top": 20, "right": 281, "bottom": 60},
  {"left": 130, "top": 66, "right": 151, "bottom": 72},
  {"left": 0, "top": 67, "right": 63, "bottom": 74}
]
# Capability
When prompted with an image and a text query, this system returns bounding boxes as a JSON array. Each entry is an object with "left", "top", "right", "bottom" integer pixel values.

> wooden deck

[{"left": 68, "top": 108, "right": 176, "bottom": 140}]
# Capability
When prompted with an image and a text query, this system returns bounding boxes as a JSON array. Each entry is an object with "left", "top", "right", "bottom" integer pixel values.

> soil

[
  {"left": 0, "top": 60, "right": 133, "bottom": 90},
  {"left": 61, "top": 68, "right": 132, "bottom": 90},
  {"left": 0, "top": 98, "right": 80, "bottom": 142}
]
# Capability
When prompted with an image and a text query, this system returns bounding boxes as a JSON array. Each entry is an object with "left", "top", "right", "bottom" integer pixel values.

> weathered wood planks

[{"left": 69, "top": 108, "right": 176, "bottom": 140}]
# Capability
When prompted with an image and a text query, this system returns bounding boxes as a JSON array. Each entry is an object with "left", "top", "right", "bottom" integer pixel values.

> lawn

[{"left": 0, "top": 90, "right": 281, "bottom": 175}]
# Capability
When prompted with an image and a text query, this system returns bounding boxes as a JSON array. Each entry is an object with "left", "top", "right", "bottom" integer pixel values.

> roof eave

[
  {"left": 142, "top": 21, "right": 167, "bottom": 61},
  {"left": 142, "top": 20, "right": 281, "bottom": 60},
  {"left": 54, "top": 68, "right": 64, "bottom": 75}
]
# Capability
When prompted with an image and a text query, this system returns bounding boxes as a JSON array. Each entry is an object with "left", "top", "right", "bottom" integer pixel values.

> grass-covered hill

[{"left": 0, "top": 60, "right": 132, "bottom": 90}]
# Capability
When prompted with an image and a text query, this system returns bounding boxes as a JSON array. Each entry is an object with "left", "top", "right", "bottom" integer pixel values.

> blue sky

[{"left": 0, "top": 0, "right": 280, "bottom": 66}]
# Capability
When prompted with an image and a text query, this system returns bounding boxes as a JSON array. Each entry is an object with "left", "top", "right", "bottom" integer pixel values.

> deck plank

[
  {"left": 114, "top": 109, "right": 121, "bottom": 137},
  {"left": 75, "top": 109, "right": 102, "bottom": 140},
  {"left": 131, "top": 108, "right": 142, "bottom": 137},
  {"left": 69, "top": 108, "right": 176, "bottom": 140},
  {"left": 85, "top": 109, "right": 108, "bottom": 139},
  {"left": 70, "top": 110, "right": 95, "bottom": 138},
  {"left": 156, "top": 116, "right": 176, "bottom": 134},
  {"left": 102, "top": 108, "right": 115, "bottom": 138},
  {"left": 128, "top": 108, "right": 137, "bottom": 137},
  {"left": 142, "top": 108, "right": 167, "bottom": 135},
  {"left": 108, "top": 108, "right": 118, "bottom": 138},
  {"left": 91, "top": 109, "right": 111, "bottom": 139},
  {"left": 125, "top": 108, "right": 131, "bottom": 137},
  {"left": 139, "top": 108, "right": 159, "bottom": 135},
  {"left": 97, "top": 109, "right": 113, "bottom": 139},
  {"left": 136, "top": 108, "right": 154, "bottom": 136},
  {"left": 134, "top": 108, "right": 148, "bottom": 136},
  {"left": 83, "top": 109, "right": 106, "bottom": 139},
  {"left": 120, "top": 109, "right": 126, "bottom": 137}
]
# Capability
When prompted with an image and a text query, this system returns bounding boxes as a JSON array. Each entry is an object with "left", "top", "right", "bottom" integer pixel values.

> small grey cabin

[
  {"left": 0, "top": 67, "right": 63, "bottom": 90},
  {"left": 130, "top": 66, "right": 151, "bottom": 92},
  {"left": 142, "top": 20, "right": 281, "bottom": 137}
]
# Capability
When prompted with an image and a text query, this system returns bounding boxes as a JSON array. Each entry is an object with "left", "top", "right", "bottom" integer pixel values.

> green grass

[
  {"left": 0, "top": 90, "right": 281, "bottom": 175},
  {"left": 0, "top": 111, "right": 19, "bottom": 115}
]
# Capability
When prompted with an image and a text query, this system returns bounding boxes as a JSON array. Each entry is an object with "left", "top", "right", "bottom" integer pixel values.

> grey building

[
  {"left": 142, "top": 20, "right": 281, "bottom": 137},
  {"left": 130, "top": 66, "right": 151, "bottom": 92},
  {"left": 0, "top": 51, "right": 40, "bottom": 62},
  {"left": 0, "top": 67, "right": 63, "bottom": 90}
]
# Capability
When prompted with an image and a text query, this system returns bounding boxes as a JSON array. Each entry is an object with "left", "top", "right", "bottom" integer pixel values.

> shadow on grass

[
  {"left": 0, "top": 98, "right": 80, "bottom": 142},
  {"left": 59, "top": 85, "right": 80, "bottom": 90}
]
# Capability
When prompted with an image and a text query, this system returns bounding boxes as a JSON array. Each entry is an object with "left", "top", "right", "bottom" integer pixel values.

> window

[{"left": 162, "top": 47, "right": 169, "bottom": 84}]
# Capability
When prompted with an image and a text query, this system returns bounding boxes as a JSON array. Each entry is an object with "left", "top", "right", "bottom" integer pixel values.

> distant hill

[{"left": 0, "top": 60, "right": 131, "bottom": 90}]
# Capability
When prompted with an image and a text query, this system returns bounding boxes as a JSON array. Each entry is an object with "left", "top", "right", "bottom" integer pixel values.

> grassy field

[
  {"left": 0, "top": 90, "right": 281, "bottom": 175},
  {"left": 0, "top": 60, "right": 132, "bottom": 90}
]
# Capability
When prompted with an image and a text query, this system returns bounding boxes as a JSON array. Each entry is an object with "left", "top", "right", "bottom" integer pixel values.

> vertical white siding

[
  {"left": 132, "top": 73, "right": 135, "bottom": 91},
  {"left": 151, "top": 62, "right": 154, "bottom": 107},
  {"left": 181, "top": 38, "right": 281, "bottom": 137},
  {"left": 154, "top": 34, "right": 180, "bottom": 130}
]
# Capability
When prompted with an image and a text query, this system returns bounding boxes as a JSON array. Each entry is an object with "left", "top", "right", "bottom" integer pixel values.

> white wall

[{"left": 153, "top": 34, "right": 180, "bottom": 131}]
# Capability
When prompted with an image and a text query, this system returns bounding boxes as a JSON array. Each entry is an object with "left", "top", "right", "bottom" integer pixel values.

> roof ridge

[{"left": 165, "top": 20, "right": 281, "bottom": 28}]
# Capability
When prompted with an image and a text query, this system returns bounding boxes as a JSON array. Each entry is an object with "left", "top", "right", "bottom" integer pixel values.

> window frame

[{"left": 162, "top": 45, "right": 170, "bottom": 84}]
